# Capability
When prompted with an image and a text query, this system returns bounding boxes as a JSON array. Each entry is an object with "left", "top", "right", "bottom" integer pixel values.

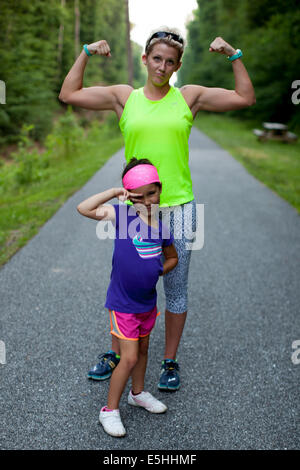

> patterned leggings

[{"left": 160, "top": 200, "right": 197, "bottom": 314}]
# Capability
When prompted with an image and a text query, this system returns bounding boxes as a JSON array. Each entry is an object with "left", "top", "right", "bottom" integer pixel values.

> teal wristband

[
  {"left": 228, "top": 49, "right": 243, "bottom": 61},
  {"left": 83, "top": 44, "right": 92, "bottom": 57}
]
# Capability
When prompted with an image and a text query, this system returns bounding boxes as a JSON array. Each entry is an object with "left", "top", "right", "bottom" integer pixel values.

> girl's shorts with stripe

[
  {"left": 109, "top": 306, "right": 160, "bottom": 341},
  {"left": 160, "top": 199, "right": 197, "bottom": 314}
]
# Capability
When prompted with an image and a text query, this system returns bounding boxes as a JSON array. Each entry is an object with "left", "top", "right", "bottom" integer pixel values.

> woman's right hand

[{"left": 86, "top": 40, "right": 111, "bottom": 57}]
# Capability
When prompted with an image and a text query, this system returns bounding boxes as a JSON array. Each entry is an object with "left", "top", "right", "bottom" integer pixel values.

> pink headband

[{"left": 122, "top": 164, "right": 161, "bottom": 190}]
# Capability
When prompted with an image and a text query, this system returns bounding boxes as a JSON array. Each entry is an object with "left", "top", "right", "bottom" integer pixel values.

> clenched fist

[
  {"left": 86, "top": 40, "right": 111, "bottom": 57},
  {"left": 209, "top": 37, "right": 236, "bottom": 56}
]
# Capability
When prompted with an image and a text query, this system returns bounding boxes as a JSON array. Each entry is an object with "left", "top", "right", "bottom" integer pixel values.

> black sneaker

[
  {"left": 87, "top": 351, "right": 120, "bottom": 381},
  {"left": 158, "top": 359, "right": 180, "bottom": 391}
]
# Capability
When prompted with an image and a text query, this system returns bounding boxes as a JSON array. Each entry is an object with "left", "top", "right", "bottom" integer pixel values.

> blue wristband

[
  {"left": 83, "top": 44, "right": 92, "bottom": 57},
  {"left": 228, "top": 49, "right": 243, "bottom": 61}
]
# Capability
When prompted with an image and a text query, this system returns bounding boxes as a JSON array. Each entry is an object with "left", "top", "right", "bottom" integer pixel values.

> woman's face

[{"left": 142, "top": 42, "right": 182, "bottom": 87}]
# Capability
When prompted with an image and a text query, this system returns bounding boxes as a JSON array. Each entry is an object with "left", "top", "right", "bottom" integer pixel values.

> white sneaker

[
  {"left": 128, "top": 390, "right": 167, "bottom": 413},
  {"left": 99, "top": 407, "right": 126, "bottom": 437}
]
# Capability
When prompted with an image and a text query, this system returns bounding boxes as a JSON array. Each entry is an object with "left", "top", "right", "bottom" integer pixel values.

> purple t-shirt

[{"left": 105, "top": 204, "right": 174, "bottom": 313}]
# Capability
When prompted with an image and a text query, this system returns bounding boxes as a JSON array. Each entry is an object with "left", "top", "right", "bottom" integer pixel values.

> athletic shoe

[
  {"left": 87, "top": 351, "right": 120, "bottom": 380},
  {"left": 128, "top": 390, "right": 167, "bottom": 413},
  {"left": 158, "top": 359, "right": 180, "bottom": 391},
  {"left": 99, "top": 407, "right": 126, "bottom": 437}
]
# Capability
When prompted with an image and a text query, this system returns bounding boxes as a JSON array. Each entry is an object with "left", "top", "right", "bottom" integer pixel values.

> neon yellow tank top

[{"left": 119, "top": 86, "right": 194, "bottom": 207}]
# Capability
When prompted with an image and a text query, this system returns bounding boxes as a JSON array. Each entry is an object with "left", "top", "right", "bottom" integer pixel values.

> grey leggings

[{"left": 160, "top": 200, "right": 197, "bottom": 314}]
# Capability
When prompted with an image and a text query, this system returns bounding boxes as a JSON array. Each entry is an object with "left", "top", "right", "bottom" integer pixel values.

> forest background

[
  {"left": 1, "top": 0, "right": 299, "bottom": 144},
  {"left": 0, "top": 0, "right": 299, "bottom": 265}
]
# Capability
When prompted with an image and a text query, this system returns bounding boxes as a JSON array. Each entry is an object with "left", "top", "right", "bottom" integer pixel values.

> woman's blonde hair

[{"left": 145, "top": 26, "right": 186, "bottom": 62}]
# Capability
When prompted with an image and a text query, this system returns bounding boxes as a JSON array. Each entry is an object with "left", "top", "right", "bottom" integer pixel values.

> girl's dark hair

[{"left": 122, "top": 157, "right": 162, "bottom": 188}]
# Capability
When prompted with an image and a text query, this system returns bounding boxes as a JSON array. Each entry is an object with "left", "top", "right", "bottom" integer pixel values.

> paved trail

[{"left": 1, "top": 127, "right": 299, "bottom": 450}]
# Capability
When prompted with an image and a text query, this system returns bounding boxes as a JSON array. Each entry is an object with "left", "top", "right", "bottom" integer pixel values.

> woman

[{"left": 59, "top": 27, "right": 255, "bottom": 391}]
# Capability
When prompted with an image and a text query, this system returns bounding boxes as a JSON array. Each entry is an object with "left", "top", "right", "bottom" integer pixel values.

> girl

[
  {"left": 60, "top": 26, "right": 255, "bottom": 390},
  {"left": 77, "top": 158, "right": 178, "bottom": 437}
]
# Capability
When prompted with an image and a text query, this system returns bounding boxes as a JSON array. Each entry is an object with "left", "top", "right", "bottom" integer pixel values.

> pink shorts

[{"left": 109, "top": 306, "right": 160, "bottom": 341}]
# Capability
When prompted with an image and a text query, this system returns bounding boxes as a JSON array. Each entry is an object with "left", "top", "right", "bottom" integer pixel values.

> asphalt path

[{"left": 0, "top": 127, "right": 299, "bottom": 450}]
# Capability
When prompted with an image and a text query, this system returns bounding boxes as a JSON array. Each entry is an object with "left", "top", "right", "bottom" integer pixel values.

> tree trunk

[
  {"left": 74, "top": 0, "right": 80, "bottom": 60},
  {"left": 125, "top": 0, "right": 133, "bottom": 86},
  {"left": 57, "top": 0, "right": 65, "bottom": 73}
]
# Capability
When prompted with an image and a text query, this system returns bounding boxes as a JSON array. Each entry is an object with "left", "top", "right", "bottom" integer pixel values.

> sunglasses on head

[{"left": 146, "top": 31, "right": 184, "bottom": 50}]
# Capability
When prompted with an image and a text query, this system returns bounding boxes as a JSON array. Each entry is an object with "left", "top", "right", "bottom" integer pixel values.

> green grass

[
  {"left": 1, "top": 111, "right": 299, "bottom": 267},
  {"left": 194, "top": 113, "right": 300, "bottom": 213},
  {"left": 0, "top": 116, "right": 123, "bottom": 267}
]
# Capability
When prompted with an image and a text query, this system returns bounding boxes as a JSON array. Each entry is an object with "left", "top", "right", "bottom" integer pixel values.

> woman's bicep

[
  {"left": 62, "top": 86, "right": 117, "bottom": 110},
  {"left": 182, "top": 84, "right": 249, "bottom": 113},
  {"left": 61, "top": 84, "right": 133, "bottom": 112},
  {"left": 197, "top": 86, "right": 250, "bottom": 112}
]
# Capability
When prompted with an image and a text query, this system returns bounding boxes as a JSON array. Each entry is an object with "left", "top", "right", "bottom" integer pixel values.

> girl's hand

[
  {"left": 86, "top": 40, "right": 111, "bottom": 57},
  {"left": 209, "top": 37, "right": 236, "bottom": 57},
  {"left": 114, "top": 188, "right": 142, "bottom": 203}
]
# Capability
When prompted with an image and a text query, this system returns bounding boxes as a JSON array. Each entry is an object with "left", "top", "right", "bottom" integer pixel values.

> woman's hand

[
  {"left": 209, "top": 37, "right": 236, "bottom": 56},
  {"left": 86, "top": 40, "right": 111, "bottom": 57}
]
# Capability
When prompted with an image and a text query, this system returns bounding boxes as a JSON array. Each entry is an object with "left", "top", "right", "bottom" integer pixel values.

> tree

[
  {"left": 57, "top": 0, "right": 66, "bottom": 76},
  {"left": 0, "top": 0, "right": 130, "bottom": 145},
  {"left": 74, "top": 0, "right": 80, "bottom": 60},
  {"left": 178, "top": 0, "right": 300, "bottom": 125},
  {"left": 0, "top": 0, "right": 61, "bottom": 143},
  {"left": 125, "top": 0, "right": 133, "bottom": 86}
]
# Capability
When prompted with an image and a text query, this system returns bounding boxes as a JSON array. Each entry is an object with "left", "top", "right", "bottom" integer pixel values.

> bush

[
  {"left": 11, "top": 124, "right": 49, "bottom": 186},
  {"left": 44, "top": 106, "right": 84, "bottom": 160}
]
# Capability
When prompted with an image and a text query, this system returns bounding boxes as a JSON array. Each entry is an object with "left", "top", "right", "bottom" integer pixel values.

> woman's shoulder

[
  {"left": 179, "top": 84, "right": 204, "bottom": 116},
  {"left": 119, "top": 86, "right": 145, "bottom": 109},
  {"left": 179, "top": 84, "right": 204, "bottom": 102},
  {"left": 113, "top": 84, "right": 134, "bottom": 106}
]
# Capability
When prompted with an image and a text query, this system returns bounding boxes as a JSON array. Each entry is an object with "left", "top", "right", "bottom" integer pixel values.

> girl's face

[
  {"left": 130, "top": 183, "right": 161, "bottom": 217},
  {"left": 142, "top": 42, "right": 182, "bottom": 87}
]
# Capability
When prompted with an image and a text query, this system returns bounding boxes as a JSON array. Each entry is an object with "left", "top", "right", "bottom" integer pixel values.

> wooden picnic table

[{"left": 253, "top": 122, "right": 298, "bottom": 143}]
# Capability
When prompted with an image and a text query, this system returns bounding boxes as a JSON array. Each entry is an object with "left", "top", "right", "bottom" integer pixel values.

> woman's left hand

[{"left": 209, "top": 37, "right": 236, "bottom": 56}]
